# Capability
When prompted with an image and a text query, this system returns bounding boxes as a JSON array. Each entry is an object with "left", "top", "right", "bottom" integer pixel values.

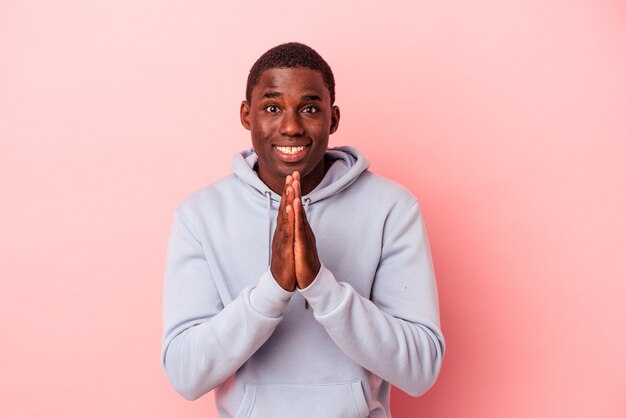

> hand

[
  {"left": 292, "top": 172, "right": 321, "bottom": 289},
  {"left": 270, "top": 175, "right": 297, "bottom": 291}
]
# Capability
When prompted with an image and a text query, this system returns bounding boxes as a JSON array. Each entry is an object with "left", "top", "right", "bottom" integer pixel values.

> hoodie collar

[{"left": 232, "top": 146, "right": 370, "bottom": 204}]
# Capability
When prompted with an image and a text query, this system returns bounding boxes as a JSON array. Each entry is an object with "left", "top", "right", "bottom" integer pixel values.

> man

[{"left": 162, "top": 42, "right": 444, "bottom": 418}]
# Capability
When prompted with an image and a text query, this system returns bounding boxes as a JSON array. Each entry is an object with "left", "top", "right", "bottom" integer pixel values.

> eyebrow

[{"left": 261, "top": 92, "right": 322, "bottom": 101}]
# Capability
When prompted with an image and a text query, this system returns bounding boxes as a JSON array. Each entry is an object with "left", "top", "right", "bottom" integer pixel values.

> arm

[
  {"left": 161, "top": 210, "right": 293, "bottom": 400},
  {"left": 296, "top": 193, "right": 445, "bottom": 396}
]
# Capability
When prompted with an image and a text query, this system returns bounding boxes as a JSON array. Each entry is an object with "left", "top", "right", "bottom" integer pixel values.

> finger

[
  {"left": 292, "top": 171, "right": 300, "bottom": 195},
  {"left": 294, "top": 196, "right": 306, "bottom": 242},
  {"left": 279, "top": 175, "right": 293, "bottom": 211},
  {"left": 291, "top": 174, "right": 312, "bottom": 248},
  {"left": 292, "top": 178, "right": 301, "bottom": 200},
  {"left": 292, "top": 180, "right": 313, "bottom": 236},
  {"left": 277, "top": 180, "right": 295, "bottom": 250},
  {"left": 286, "top": 202, "right": 294, "bottom": 224},
  {"left": 289, "top": 179, "right": 300, "bottom": 217},
  {"left": 297, "top": 198, "right": 315, "bottom": 247},
  {"left": 297, "top": 201, "right": 313, "bottom": 243},
  {"left": 281, "top": 186, "right": 295, "bottom": 225},
  {"left": 283, "top": 177, "right": 295, "bottom": 230}
]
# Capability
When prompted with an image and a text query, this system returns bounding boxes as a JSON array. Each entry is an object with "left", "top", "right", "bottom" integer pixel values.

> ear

[
  {"left": 240, "top": 100, "right": 251, "bottom": 130},
  {"left": 329, "top": 105, "right": 340, "bottom": 134}
]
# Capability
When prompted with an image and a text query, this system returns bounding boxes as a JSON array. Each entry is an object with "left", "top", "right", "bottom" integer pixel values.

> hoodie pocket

[{"left": 235, "top": 380, "right": 369, "bottom": 418}]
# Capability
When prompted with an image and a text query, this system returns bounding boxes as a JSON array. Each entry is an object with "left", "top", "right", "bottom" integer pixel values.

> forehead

[{"left": 252, "top": 68, "right": 329, "bottom": 101}]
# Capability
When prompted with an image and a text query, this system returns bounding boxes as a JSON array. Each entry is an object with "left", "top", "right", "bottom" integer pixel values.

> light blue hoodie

[{"left": 162, "top": 146, "right": 444, "bottom": 418}]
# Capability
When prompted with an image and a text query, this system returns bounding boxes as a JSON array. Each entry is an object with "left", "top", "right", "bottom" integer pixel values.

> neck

[
  {"left": 256, "top": 158, "right": 330, "bottom": 196},
  {"left": 299, "top": 159, "right": 329, "bottom": 195}
]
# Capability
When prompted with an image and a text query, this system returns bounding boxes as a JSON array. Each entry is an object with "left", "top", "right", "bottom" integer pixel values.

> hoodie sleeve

[
  {"left": 299, "top": 200, "right": 445, "bottom": 396},
  {"left": 161, "top": 210, "right": 293, "bottom": 400}
]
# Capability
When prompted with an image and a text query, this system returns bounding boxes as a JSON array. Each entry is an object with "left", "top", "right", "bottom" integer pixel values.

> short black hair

[{"left": 246, "top": 42, "right": 336, "bottom": 104}]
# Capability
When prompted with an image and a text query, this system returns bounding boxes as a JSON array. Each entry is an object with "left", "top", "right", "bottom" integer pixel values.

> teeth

[{"left": 276, "top": 146, "right": 305, "bottom": 155}]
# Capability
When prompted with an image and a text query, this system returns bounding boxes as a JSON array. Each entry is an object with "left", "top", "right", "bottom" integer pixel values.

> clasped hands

[{"left": 270, "top": 171, "right": 321, "bottom": 291}]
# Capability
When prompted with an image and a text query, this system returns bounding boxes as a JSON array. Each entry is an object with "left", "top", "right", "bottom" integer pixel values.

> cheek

[
  {"left": 250, "top": 126, "right": 267, "bottom": 143},
  {"left": 252, "top": 120, "right": 276, "bottom": 140},
  {"left": 313, "top": 122, "right": 332, "bottom": 140},
  {"left": 314, "top": 115, "right": 332, "bottom": 134}
]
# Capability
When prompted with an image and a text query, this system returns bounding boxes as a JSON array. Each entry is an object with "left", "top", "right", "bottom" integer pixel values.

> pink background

[{"left": 1, "top": 1, "right": 625, "bottom": 417}]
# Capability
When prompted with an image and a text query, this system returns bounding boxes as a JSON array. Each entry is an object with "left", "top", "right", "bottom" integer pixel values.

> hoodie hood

[{"left": 232, "top": 146, "right": 370, "bottom": 204}]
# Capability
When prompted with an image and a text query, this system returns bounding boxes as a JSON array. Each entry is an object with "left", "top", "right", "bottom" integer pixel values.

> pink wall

[{"left": 2, "top": 1, "right": 625, "bottom": 417}]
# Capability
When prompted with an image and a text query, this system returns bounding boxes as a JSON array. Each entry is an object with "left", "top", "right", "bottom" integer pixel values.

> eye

[
  {"left": 264, "top": 105, "right": 280, "bottom": 113},
  {"left": 301, "top": 106, "right": 318, "bottom": 113}
]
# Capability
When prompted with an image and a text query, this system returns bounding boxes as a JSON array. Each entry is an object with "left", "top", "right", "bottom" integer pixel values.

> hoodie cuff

[
  {"left": 298, "top": 265, "right": 348, "bottom": 316},
  {"left": 249, "top": 269, "right": 294, "bottom": 318}
]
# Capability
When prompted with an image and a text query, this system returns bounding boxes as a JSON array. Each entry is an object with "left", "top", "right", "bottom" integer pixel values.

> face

[{"left": 240, "top": 67, "right": 340, "bottom": 195}]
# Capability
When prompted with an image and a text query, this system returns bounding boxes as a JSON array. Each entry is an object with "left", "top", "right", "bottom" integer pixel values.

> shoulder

[
  {"left": 351, "top": 170, "right": 420, "bottom": 208},
  {"left": 176, "top": 174, "right": 242, "bottom": 219}
]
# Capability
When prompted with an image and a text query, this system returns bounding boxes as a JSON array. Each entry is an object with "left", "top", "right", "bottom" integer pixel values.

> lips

[{"left": 273, "top": 145, "right": 309, "bottom": 162}]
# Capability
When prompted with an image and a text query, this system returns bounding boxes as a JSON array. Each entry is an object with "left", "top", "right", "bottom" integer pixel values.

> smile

[
  {"left": 275, "top": 146, "right": 306, "bottom": 155},
  {"left": 272, "top": 145, "right": 310, "bottom": 163}
]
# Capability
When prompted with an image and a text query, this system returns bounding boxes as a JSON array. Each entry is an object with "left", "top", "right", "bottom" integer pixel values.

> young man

[{"left": 162, "top": 43, "right": 444, "bottom": 418}]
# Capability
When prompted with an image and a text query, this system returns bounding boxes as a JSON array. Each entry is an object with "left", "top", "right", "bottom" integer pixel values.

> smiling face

[{"left": 240, "top": 67, "right": 340, "bottom": 195}]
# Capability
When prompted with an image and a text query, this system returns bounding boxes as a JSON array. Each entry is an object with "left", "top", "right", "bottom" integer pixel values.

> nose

[{"left": 279, "top": 110, "right": 304, "bottom": 137}]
